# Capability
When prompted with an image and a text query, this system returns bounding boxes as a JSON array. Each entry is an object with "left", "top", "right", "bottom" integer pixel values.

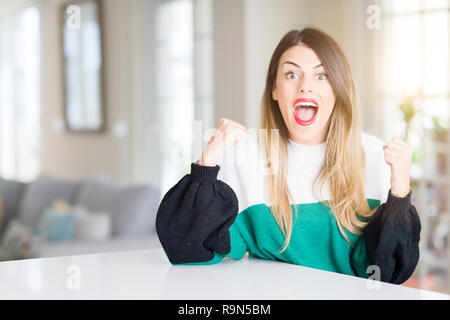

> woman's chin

[{"left": 289, "top": 118, "right": 326, "bottom": 144}]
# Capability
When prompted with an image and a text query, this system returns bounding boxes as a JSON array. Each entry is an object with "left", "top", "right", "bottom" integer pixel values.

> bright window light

[{"left": 0, "top": 6, "right": 41, "bottom": 181}]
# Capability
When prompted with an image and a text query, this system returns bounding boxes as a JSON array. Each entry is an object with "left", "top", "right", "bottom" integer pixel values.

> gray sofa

[{"left": 0, "top": 174, "right": 162, "bottom": 260}]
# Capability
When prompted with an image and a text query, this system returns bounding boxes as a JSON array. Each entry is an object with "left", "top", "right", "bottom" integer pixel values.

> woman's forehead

[{"left": 279, "top": 44, "right": 322, "bottom": 69}]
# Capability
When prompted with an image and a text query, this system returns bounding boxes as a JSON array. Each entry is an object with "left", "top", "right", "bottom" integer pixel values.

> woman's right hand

[{"left": 198, "top": 118, "right": 247, "bottom": 167}]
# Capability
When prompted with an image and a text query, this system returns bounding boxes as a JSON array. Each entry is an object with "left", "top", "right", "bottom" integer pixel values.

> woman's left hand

[{"left": 383, "top": 138, "right": 413, "bottom": 197}]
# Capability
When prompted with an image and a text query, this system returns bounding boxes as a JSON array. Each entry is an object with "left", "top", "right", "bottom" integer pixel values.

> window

[
  {"left": 380, "top": 0, "right": 450, "bottom": 294},
  {"left": 148, "top": 0, "right": 213, "bottom": 195},
  {"left": 0, "top": 6, "right": 41, "bottom": 181},
  {"left": 381, "top": 0, "right": 449, "bottom": 166}
]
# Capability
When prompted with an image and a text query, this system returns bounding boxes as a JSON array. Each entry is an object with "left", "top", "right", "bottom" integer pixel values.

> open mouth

[{"left": 292, "top": 98, "right": 319, "bottom": 126}]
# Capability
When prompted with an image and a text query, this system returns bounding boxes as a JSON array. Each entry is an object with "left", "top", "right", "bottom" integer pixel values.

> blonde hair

[{"left": 259, "top": 27, "right": 377, "bottom": 252}]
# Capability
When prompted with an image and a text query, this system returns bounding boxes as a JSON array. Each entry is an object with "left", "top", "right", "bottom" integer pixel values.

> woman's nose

[{"left": 298, "top": 78, "right": 312, "bottom": 93}]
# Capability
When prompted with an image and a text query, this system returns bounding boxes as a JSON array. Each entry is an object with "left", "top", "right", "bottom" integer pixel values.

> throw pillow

[
  {"left": 75, "top": 207, "right": 111, "bottom": 241},
  {"left": 38, "top": 199, "right": 77, "bottom": 242},
  {"left": 0, "top": 220, "right": 43, "bottom": 261}
]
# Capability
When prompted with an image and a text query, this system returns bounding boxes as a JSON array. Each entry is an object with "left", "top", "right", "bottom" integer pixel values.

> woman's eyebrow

[{"left": 282, "top": 61, "right": 324, "bottom": 69}]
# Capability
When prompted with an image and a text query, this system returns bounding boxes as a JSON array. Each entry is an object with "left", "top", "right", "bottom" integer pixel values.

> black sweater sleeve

[
  {"left": 363, "top": 189, "right": 421, "bottom": 284},
  {"left": 155, "top": 162, "right": 239, "bottom": 264}
]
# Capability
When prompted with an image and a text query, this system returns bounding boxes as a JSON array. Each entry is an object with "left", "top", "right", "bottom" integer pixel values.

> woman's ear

[{"left": 272, "top": 86, "right": 278, "bottom": 101}]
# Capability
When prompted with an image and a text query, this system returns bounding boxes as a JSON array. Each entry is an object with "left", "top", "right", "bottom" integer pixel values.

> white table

[{"left": 0, "top": 248, "right": 448, "bottom": 300}]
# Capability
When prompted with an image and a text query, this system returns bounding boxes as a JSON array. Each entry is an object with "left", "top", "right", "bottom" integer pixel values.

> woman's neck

[{"left": 289, "top": 134, "right": 326, "bottom": 146}]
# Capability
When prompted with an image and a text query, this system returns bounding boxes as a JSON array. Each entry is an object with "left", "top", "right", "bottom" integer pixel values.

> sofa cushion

[
  {"left": 0, "top": 178, "right": 26, "bottom": 232},
  {"left": 0, "top": 196, "right": 3, "bottom": 233},
  {"left": 74, "top": 176, "right": 160, "bottom": 237},
  {"left": 16, "top": 175, "right": 81, "bottom": 227}
]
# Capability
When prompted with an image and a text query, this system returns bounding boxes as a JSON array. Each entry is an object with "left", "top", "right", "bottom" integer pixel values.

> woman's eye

[
  {"left": 285, "top": 72, "right": 298, "bottom": 80},
  {"left": 317, "top": 74, "right": 328, "bottom": 80}
]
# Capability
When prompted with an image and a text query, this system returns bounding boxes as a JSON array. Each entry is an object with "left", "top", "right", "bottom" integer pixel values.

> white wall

[{"left": 212, "top": 0, "right": 246, "bottom": 126}]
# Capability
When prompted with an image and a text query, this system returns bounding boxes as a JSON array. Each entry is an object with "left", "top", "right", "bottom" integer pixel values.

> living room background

[{"left": 1, "top": 0, "right": 450, "bottom": 295}]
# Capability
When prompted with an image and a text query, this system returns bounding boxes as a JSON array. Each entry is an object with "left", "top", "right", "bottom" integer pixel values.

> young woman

[{"left": 156, "top": 27, "right": 421, "bottom": 284}]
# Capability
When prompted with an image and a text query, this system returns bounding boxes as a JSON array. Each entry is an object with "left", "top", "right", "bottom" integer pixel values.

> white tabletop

[{"left": 0, "top": 248, "right": 448, "bottom": 300}]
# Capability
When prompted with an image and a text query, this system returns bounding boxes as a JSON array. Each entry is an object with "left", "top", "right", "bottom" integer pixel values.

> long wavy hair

[{"left": 259, "top": 27, "right": 377, "bottom": 252}]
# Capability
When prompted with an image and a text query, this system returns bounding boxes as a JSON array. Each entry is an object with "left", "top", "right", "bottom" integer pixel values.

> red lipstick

[{"left": 292, "top": 98, "right": 319, "bottom": 126}]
